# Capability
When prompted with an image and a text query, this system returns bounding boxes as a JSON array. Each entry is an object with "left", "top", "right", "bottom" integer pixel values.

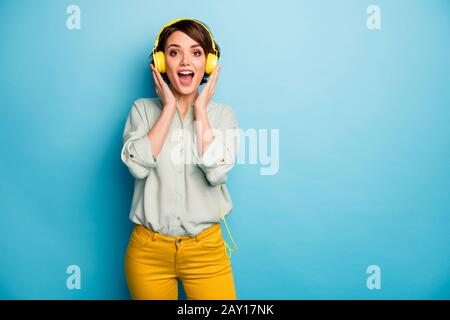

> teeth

[{"left": 179, "top": 71, "right": 193, "bottom": 75}]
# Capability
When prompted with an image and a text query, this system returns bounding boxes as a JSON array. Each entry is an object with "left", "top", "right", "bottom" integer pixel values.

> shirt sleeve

[
  {"left": 194, "top": 106, "right": 240, "bottom": 186},
  {"left": 120, "top": 101, "right": 160, "bottom": 179}
]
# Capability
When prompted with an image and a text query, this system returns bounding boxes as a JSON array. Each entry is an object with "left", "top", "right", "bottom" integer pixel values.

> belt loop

[
  {"left": 152, "top": 232, "right": 157, "bottom": 241},
  {"left": 195, "top": 234, "right": 199, "bottom": 242}
]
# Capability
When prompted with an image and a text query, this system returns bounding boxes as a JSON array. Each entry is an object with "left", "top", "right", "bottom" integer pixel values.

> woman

[{"left": 120, "top": 18, "right": 240, "bottom": 300}]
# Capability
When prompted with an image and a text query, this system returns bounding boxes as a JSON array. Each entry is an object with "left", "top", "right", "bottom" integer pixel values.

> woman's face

[{"left": 164, "top": 31, "right": 206, "bottom": 96}]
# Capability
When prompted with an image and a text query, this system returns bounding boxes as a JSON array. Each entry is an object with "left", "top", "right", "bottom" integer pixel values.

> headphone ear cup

[
  {"left": 153, "top": 51, "right": 166, "bottom": 73},
  {"left": 205, "top": 53, "right": 218, "bottom": 75}
]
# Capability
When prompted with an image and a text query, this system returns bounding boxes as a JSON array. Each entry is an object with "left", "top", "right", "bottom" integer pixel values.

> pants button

[{"left": 177, "top": 239, "right": 182, "bottom": 244}]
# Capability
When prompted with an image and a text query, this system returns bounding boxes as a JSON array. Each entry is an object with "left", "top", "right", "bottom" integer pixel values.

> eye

[
  {"left": 193, "top": 51, "right": 202, "bottom": 56},
  {"left": 169, "top": 50, "right": 178, "bottom": 56}
]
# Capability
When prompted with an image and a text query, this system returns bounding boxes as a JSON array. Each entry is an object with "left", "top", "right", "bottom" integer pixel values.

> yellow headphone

[{"left": 152, "top": 18, "right": 219, "bottom": 75}]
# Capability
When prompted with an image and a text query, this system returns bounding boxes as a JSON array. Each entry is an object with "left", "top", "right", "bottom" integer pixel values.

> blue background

[{"left": 0, "top": 0, "right": 449, "bottom": 299}]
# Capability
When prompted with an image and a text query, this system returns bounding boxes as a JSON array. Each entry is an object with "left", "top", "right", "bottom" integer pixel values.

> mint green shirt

[{"left": 120, "top": 98, "right": 240, "bottom": 237}]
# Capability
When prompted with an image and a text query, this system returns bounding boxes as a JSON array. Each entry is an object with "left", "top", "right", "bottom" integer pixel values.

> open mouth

[{"left": 177, "top": 70, "right": 194, "bottom": 86}]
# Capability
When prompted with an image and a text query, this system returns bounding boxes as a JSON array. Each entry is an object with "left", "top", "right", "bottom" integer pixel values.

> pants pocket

[
  {"left": 198, "top": 231, "right": 230, "bottom": 260},
  {"left": 128, "top": 225, "right": 151, "bottom": 249}
]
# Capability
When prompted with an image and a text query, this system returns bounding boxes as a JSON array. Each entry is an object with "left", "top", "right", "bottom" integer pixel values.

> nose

[{"left": 180, "top": 52, "right": 191, "bottom": 66}]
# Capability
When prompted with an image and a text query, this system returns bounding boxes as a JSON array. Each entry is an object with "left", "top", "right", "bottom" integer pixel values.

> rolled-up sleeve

[
  {"left": 194, "top": 106, "right": 240, "bottom": 186},
  {"left": 121, "top": 101, "right": 160, "bottom": 179}
]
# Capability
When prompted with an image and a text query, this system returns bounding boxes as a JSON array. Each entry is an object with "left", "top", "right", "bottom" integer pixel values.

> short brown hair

[{"left": 149, "top": 19, "right": 221, "bottom": 85}]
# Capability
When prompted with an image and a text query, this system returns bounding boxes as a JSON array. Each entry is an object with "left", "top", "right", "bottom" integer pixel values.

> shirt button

[
  {"left": 130, "top": 154, "right": 134, "bottom": 158},
  {"left": 177, "top": 216, "right": 181, "bottom": 220}
]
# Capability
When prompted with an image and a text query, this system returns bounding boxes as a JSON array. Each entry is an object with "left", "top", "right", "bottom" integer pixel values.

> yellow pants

[{"left": 124, "top": 222, "right": 237, "bottom": 300}]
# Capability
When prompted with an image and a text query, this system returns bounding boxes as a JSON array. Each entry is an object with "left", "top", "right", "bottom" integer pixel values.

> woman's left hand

[{"left": 194, "top": 64, "right": 221, "bottom": 112}]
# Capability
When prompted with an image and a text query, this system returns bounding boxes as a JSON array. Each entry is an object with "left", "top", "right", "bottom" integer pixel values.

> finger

[
  {"left": 209, "top": 64, "right": 220, "bottom": 86},
  {"left": 203, "top": 65, "right": 218, "bottom": 90},
  {"left": 151, "top": 66, "right": 164, "bottom": 92},
  {"left": 150, "top": 64, "right": 157, "bottom": 83},
  {"left": 152, "top": 66, "right": 167, "bottom": 88},
  {"left": 151, "top": 66, "right": 157, "bottom": 84},
  {"left": 208, "top": 65, "right": 221, "bottom": 92},
  {"left": 151, "top": 69, "right": 162, "bottom": 94},
  {"left": 150, "top": 64, "right": 164, "bottom": 90}
]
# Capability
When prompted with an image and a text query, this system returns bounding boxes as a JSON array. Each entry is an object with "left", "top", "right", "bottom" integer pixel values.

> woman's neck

[{"left": 170, "top": 86, "right": 198, "bottom": 113}]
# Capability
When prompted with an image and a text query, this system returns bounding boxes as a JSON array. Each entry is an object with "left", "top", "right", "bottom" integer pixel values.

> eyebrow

[{"left": 166, "top": 44, "right": 202, "bottom": 49}]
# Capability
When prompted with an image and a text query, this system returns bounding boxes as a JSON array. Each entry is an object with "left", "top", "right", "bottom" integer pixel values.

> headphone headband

[{"left": 152, "top": 18, "right": 217, "bottom": 56}]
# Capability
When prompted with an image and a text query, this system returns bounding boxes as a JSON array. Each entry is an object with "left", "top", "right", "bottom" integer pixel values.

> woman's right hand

[{"left": 150, "top": 64, "right": 176, "bottom": 109}]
